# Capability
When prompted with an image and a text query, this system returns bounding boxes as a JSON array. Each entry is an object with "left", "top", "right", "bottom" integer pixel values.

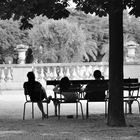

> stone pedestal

[{"left": 125, "top": 41, "right": 138, "bottom": 63}]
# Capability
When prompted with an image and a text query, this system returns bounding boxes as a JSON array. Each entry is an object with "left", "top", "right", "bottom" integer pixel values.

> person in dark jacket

[{"left": 84, "top": 70, "right": 107, "bottom": 101}]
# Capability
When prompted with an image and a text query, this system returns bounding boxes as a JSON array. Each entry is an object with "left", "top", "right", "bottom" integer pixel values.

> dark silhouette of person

[
  {"left": 23, "top": 71, "right": 52, "bottom": 118},
  {"left": 59, "top": 76, "right": 71, "bottom": 91},
  {"left": 93, "top": 70, "right": 104, "bottom": 80},
  {"left": 53, "top": 76, "right": 79, "bottom": 103},
  {"left": 84, "top": 70, "right": 107, "bottom": 101}
]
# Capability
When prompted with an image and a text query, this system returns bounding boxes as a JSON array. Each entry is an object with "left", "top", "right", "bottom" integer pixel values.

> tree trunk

[{"left": 107, "top": 0, "right": 126, "bottom": 126}]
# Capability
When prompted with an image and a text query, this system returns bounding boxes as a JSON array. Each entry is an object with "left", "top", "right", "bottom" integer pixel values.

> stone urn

[
  {"left": 15, "top": 44, "right": 29, "bottom": 64},
  {"left": 125, "top": 41, "right": 138, "bottom": 63}
]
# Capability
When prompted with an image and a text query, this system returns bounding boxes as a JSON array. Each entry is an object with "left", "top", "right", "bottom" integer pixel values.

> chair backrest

[
  {"left": 61, "top": 91, "right": 78, "bottom": 103},
  {"left": 123, "top": 78, "right": 140, "bottom": 97},
  {"left": 23, "top": 82, "right": 42, "bottom": 102},
  {"left": 60, "top": 85, "right": 80, "bottom": 103},
  {"left": 84, "top": 80, "right": 108, "bottom": 101}
]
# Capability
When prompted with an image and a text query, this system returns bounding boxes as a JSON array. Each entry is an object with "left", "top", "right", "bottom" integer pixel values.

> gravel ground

[{"left": 0, "top": 90, "right": 140, "bottom": 140}]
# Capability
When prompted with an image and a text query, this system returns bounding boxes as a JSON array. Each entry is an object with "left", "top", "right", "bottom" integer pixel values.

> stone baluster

[
  {"left": 56, "top": 66, "right": 61, "bottom": 80},
  {"left": 0, "top": 68, "right": 5, "bottom": 82},
  {"left": 40, "top": 67, "right": 45, "bottom": 80},
  {"left": 51, "top": 67, "right": 55, "bottom": 80},
  {"left": 6, "top": 67, "right": 13, "bottom": 81},
  {"left": 59, "top": 66, "right": 64, "bottom": 79},
  {"left": 72, "top": 66, "right": 77, "bottom": 80},
  {"left": 104, "top": 66, "right": 109, "bottom": 79},
  {"left": 46, "top": 67, "right": 51, "bottom": 80},
  {"left": 53, "top": 67, "right": 57, "bottom": 80},
  {"left": 86, "top": 65, "right": 92, "bottom": 79},
  {"left": 34, "top": 67, "right": 39, "bottom": 80},
  {"left": 88, "top": 65, "right": 93, "bottom": 79},
  {"left": 84, "top": 66, "right": 88, "bottom": 79},
  {"left": 93, "top": 66, "right": 99, "bottom": 73},
  {"left": 76, "top": 66, "right": 81, "bottom": 79},
  {"left": 65, "top": 67, "right": 70, "bottom": 78},
  {"left": 47, "top": 67, "right": 54, "bottom": 80},
  {"left": 39, "top": 67, "right": 46, "bottom": 88},
  {"left": 99, "top": 63, "right": 104, "bottom": 76},
  {"left": 31, "top": 66, "right": 34, "bottom": 71},
  {"left": 63, "top": 66, "right": 67, "bottom": 77},
  {"left": 81, "top": 66, "right": 86, "bottom": 79}
]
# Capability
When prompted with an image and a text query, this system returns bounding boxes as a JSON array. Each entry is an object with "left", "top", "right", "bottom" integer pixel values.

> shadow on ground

[
  {"left": 0, "top": 114, "right": 139, "bottom": 140},
  {"left": 0, "top": 90, "right": 140, "bottom": 140}
]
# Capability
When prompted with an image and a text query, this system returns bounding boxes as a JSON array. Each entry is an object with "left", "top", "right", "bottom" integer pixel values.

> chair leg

[
  {"left": 105, "top": 101, "right": 108, "bottom": 118},
  {"left": 23, "top": 102, "right": 27, "bottom": 120},
  {"left": 125, "top": 101, "right": 127, "bottom": 114},
  {"left": 32, "top": 103, "right": 34, "bottom": 119},
  {"left": 86, "top": 101, "right": 89, "bottom": 119},
  {"left": 46, "top": 103, "right": 48, "bottom": 118},
  {"left": 79, "top": 102, "right": 84, "bottom": 119},
  {"left": 76, "top": 103, "right": 78, "bottom": 118},
  {"left": 58, "top": 103, "right": 60, "bottom": 120},
  {"left": 135, "top": 100, "right": 140, "bottom": 113}
]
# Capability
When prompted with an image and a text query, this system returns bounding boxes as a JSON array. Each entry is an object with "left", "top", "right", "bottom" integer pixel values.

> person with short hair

[{"left": 23, "top": 71, "right": 52, "bottom": 118}]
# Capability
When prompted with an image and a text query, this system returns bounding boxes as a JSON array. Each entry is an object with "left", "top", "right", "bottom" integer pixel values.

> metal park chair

[
  {"left": 84, "top": 80, "right": 109, "bottom": 119},
  {"left": 23, "top": 85, "right": 49, "bottom": 120},
  {"left": 56, "top": 85, "right": 84, "bottom": 120},
  {"left": 123, "top": 78, "right": 140, "bottom": 114}
]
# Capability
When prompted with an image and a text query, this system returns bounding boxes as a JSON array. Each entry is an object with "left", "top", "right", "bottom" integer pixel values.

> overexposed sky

[{"left": 68, "top": 0, "right": 76, "bottom": 8}]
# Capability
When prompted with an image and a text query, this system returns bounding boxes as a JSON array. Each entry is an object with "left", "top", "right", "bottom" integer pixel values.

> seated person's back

[
  {"left": 59, "top": 76, "right": 78, "bottom": 102},
  {"left": 24, "top": 81, "right": 45, "bottom": 101},
  {"left": 84, "top": 70, "right": 107, "bottom": 101},
  {"left": 84, "top": 80, "right": 107, "bottom": 101},
  {"left": 23, "top": 72, "right": 46, "bottom": 102}
]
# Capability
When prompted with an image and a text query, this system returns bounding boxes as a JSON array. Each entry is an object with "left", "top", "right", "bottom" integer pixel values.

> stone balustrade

[
  {"left": 1, "top": 62, "right": 140, "bottom": 91},
  {"left": 0, "top": 62, "right": 109, "bottom": 90},
  {"left": 0, "top": 62, "right": 109, "bottom": 80}
]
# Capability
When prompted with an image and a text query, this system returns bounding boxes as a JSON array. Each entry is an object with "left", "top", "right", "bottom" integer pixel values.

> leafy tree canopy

[
  {"left": 0, "top": 0, "right": 70, "bottom": 29},
  {"left": 73, "top": 0, "right": 140, "bottom": 17},
  {"left": 0, "top": 0, "right": 140, "bottom": 29},
  {"left": 29, "top": 18, "right": 94, "bottom": 63},
  {"left": 0, "top": 19, "right": 30, "bottom": 58}
]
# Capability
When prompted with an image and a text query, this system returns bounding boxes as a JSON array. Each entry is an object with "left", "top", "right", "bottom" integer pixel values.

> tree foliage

[
  {"left": 101, "top": 10, "right": 140, "bottom": 62},
  {"left": 29, "top": 18, "right": 92, "bottom": 63},
  {"left": 0, "top": 19, "right": 30, "bottom": 62},
  {"left": 0, "top": 0, "right": 70, "bottom": 29}
]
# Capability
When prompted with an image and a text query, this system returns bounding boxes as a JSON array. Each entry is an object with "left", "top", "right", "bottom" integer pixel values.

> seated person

[
  {"left": 23, "top": 71, "right": 52, "bottom": 118},
  {"left": 53, "top": 76, "right": 78, "bottom": 102},
  {"left": 84, "top": 70, "right": 107, "bottom": 101}
]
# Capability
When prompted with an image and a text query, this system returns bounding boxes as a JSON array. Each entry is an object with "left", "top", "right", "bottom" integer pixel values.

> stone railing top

[{"left": 0, "top": 62, "right": 109, "bottom": 68}]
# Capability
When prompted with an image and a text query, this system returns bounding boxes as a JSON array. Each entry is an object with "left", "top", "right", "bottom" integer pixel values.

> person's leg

[
  {"left": 37, "top": 102, "right": 46, "bottom": 118},
  {"left": 41, "top": 87, "right": 52, "bottom": 103}
]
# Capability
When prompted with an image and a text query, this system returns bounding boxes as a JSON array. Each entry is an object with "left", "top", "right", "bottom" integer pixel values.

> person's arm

[
  {"left": 53, "top": 85, "right": 60, "bottom": 93},
  {"left": 23, "top": 82, "right": 28, "bottom": 95}
]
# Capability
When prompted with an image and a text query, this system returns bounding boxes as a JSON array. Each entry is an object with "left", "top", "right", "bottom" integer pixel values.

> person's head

[
  {"left": 27, "top": 71, "right": 35, "bottom": 82},
  {"left": 60, "top": 76, "right": 70, "bottom": 91},
  {"left": 93, "top": 70, "right": 103, "bottom": 80}
]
